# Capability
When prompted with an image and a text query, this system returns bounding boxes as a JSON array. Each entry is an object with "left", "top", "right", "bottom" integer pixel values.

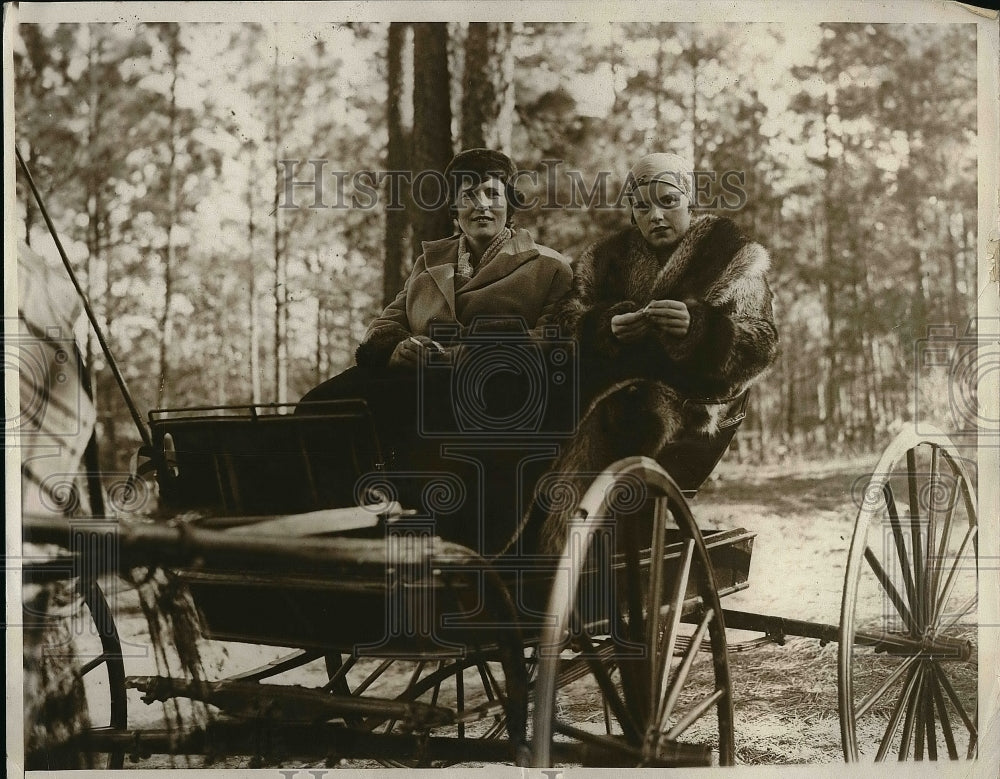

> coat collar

[
  {"left": 420, "top": 229, "right": 540, "bottom": 302},
  {"left": 627, "top": 215, "right": 719, "bottom": 295}
]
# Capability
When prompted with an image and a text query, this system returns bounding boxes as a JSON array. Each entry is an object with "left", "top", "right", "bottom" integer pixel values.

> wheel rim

[
  {"left": 78, "top": 576, "right": 128, "bottom": 769},
  {"left": 531, "top": 457, "right": 734, "bottom": 767},
  {"left": 839, "top": 431, "right": 978, "bottom": 761}
]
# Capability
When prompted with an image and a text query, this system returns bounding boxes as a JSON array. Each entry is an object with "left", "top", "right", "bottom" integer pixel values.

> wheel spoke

[
  {"left": 906, "top": 449, "right": 925, "bottom": 633},
  {"left": 932, "top": 663, "right": 977, "bottom": 741},
  {"left": 658, "top": 607, "right": 714, "bottom": 728},
  {"left": 932, "top": 524, "right": 977, "bottom": 626},
  {"left": 897, "top": 664, "right": 925, "bottom": 760},
  {"left": 914, "top": 670, "right": 927, "bottom": 760},
  {"left": 552, "top": 720, "right": 646, "bottom": 762},
  {"left": 655, "top": 539, "right": 695, "bottom": 711},
  {"left": 935, "top": 594, "right": 977, "bottom": 635},
  {"left": 578, "top": 627, "right": 641, "bottom": 742},
  {"left": 856, "top": 653, "right": 920, "bottom": 719},
  {"left": 874, "top": 661, "right": 920, "bottom": 761},
  {"left": 646, "top": 497, "right": 671, "bottom": 707},
  {"left": 864, "top": 547, "right": 918, "bottom": 635},
  {"left": 430, "top": 660, "right": 445, "bottom": 706},
  {"left": 408, "top": 660, "right": 427, "bottom": 687},
  {"left": 924, "top": 682, "right": 937, "bottom": 760},
  {"left": 923, "top": 448, "right": 942, "bottom": 630},
  {"left": 321, "top": 654, "right": 357, "bottom": 692},
  {"left": 614, "top": 521, "right": 649, "bottom": 725},
  {"left": 353, "top": 658, "right": 394, "bottom": 695},
  {"left": 478, "top": 662, "right": 501, "bottom": 704},
  {"left": 79, "top": 652, "right": 111, "bottom": 677},
  {"left": 925, "top": 451, "right": 958, "bottom": 621},
  {"left": 663, "top": 688, "right": 725, "bottom": 741},
  {"left": 928, "top": 670, "right": 959, "bottom": 759},
  {"left": 884, "top": 486, "right": 919, "bottom": 632}
]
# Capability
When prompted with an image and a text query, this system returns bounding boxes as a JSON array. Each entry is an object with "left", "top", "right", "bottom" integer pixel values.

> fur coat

[
  {"left": 534, "top": 215, "right": 778, "bottom": 554},
  {"left": 356, "top": 229, "right": 572, "bottom": 368}
]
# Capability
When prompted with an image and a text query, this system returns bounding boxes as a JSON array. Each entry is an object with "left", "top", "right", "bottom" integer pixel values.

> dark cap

[
  {"left": 444, "top": 148, "right": 524, "bottom": 215},
  {"left": 444, "top": 148, "right": 518, "bottom": 183}
]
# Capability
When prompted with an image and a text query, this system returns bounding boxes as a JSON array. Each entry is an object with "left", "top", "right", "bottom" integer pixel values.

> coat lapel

[
  {"left": 460, "top": 229, "right": 539, "bottom": 294},
  {"left": 421, "top": 236, "right": 458, "bottom": 319}
]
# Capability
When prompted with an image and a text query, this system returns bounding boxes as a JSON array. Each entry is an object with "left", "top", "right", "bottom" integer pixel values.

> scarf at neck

[{"left": 456, "top": 227, "right": 513, "bottom": 283}]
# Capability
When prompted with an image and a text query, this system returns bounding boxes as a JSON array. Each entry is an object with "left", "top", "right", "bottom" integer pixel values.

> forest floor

[{"left": 62, "top": 454, "right": 980, "bottom": 770}]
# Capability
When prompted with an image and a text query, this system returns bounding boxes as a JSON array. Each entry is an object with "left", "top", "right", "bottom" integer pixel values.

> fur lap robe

[{"left": 532, "top": 215, "right": 778, "bottom": 555}]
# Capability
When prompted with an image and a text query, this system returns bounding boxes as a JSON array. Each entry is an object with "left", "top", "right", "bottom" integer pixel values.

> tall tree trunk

[
  {"left": 247, "top": 164, "right": 262, "bottom": 404},
  {"left": 460, "top": 22, "right": 514, "bottom": 152},
  {"left": 943, "top": 209, "right": 962, "bottom": 326},
  {"left": 817, "top": 100, "right": 839, "bottom": 448},
  {"left": 909, "top": 213, "right": 928, "bottom": 349},
  {"left": 654, "top": 34, "right": 666, "bottom": 142},
  {"left": 384, "top": 22, "right": 413, "bottom": 307},
  {"left": 157, "top": 28, "right": 180, "bottom": 408},
  {"left": 850, "top": 228, "right": 877, "bottom": 450},
  {"left": 84, "top": 26, "right": 102, "bottom": 380},
  {"left": 410, "top": 23, "right": 453, "bottom": 257},
  {"left": 686, "top": 44, "right": 701, "bottom": 168},
  {"left": 272, "top": 45, "right": 288, "bottom": 404}
]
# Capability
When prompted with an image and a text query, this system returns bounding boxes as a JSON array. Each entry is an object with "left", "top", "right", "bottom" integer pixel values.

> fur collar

[{"left": 593, "top": 215, "right": 757, "bottom": 303}]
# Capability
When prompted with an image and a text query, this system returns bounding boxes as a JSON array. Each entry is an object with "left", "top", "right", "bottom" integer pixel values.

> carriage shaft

[{"left": 720, "top": 609, "right": 971, "bottom": 659}]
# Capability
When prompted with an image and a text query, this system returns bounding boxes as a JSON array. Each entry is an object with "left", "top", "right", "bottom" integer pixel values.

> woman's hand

[
  {"left": 643, "top": 299, "right": 690, "bottom": 337},
  {"left": 388, "top": 335, "right": 444, "bottom": 368},
  {"left": 611, "top": 310, "right": 650, "bottom": 343}
]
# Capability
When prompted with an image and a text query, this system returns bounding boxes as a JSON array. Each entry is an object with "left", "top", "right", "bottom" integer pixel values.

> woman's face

[
  {"left": 630, "top": 180, "right": 691, "bottom": 251},
  {"left": 456, "top": 175, "right": 508, "bottom": 245}
]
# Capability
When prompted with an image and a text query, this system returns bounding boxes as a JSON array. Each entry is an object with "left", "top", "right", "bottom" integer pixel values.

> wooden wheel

[
  {"left": 531, "top": 457, "right": 734, "bottom": 767},
  {"left": 840, "top": 427, "right": 978, "bottom": 761}
]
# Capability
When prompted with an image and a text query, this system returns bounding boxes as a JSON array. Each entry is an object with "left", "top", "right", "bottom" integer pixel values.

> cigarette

[{"left": 409, "top": 336, "right": 446, "bottom": 353}]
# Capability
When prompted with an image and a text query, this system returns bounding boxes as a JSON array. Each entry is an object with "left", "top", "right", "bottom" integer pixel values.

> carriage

[
  {"left": 17, "top": 148, "right": 979, "bottom": 769},
  {"left": 22, "top": 394, "right": 979, "bottom": 768}
]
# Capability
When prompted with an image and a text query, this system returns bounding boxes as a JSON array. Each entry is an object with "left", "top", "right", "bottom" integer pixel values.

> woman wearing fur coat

[{"left": 531, "top": 152, "right": 778, "bottom": 555}]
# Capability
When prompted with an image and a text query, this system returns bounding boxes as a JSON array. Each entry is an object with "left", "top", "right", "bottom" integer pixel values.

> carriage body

[{"left": 146, "top": 400, "right": 754, "bottom": 653}]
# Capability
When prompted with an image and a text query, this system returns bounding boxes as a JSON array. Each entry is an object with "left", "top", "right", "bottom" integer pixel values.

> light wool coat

[{"left": 356, "top": 229, "right": 572, "bottom": 368}]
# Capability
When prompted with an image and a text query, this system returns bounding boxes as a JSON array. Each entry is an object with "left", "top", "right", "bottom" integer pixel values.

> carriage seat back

[{"left": 149, "top": 401, "right": 383, "bottom": 516}]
